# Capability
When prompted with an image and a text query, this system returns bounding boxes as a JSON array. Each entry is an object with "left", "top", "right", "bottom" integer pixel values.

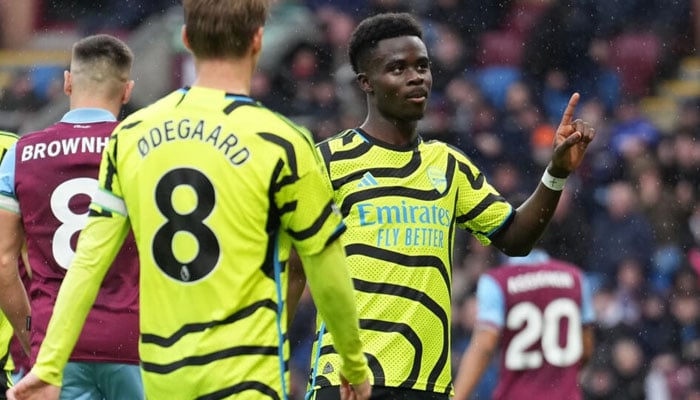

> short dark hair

[
  {"left": 72, "top": 34, "right": 133, "bottom": 81},
  {"left": 348, "top": 12, "right": 423, "bottom": 74}
]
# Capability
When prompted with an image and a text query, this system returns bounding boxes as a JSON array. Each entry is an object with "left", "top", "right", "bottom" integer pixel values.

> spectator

[
  {"left": 609, "top": 336, "right": 648, "bottom": 400},
  {"left": 609, "top": 96, "right": 662, "bottom": 165},
  {"left": 669, "top": 292, "right": 700, "bottom": 364},
  {"left": 538, "top": 185, "right": 592, "bottom": 269},
  {"left": 635, "top": 161, "right": 692, "bottom": 293},
  {"left": 612, "top": 257, "right": 647, "bottom": 328},
  {"left": 586, "top": 180, "right": 655, "bottom": 287},
  {"left": 638, "top": 294, "right": 678, "bottom": 358},
  {"left": 0, "top": 0, "right": 36, "bottom": 49}
]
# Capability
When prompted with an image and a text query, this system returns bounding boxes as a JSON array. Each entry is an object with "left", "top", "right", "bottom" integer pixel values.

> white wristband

[{"left": 541, "top": 169, "right": 567, "bottom": 191}]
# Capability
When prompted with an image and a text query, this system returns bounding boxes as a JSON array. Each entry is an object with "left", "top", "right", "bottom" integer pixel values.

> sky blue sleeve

[
  {"left": 0, "top": 144, "right": 17, "bottom": 197},
  {"left": 581, "top": 274, "right": 595, "bottom": 324},
  {"left": 476, "top": 274, "right": 505, "bottom": 328}
]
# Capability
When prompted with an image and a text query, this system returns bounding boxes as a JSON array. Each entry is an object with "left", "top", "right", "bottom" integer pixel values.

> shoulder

[
  {"left": 483, "top": 265, "right": 509, "bottom": 281},
  {"left": 548, "top": 258, "right": 585, "bottom": 275},
  {"left": 0, "top": 131, "right": 18, "bottom": 140},
  {"left": 422, "top": 139, "right": 482, "bottom": 168},
  {"left": 441, "top": 141, "right": 479, "bottom": 167},
  {"left": 113, "top": 90, "right": 188, "bottom": 134},
  {"left": 16, "top": 124, "right": 59, "bottom": 144},
  {"left": 0, "top": 131, "right": 18, "bottom": 149},
  {"left": 261, "top": 108, "right": 316, "bottom": 145},
  {"left": 316, "top": 129, "right": 366, "bottom": 156},
  {"left": 317, "top": 129, "right": 359, "bottom": 148}
]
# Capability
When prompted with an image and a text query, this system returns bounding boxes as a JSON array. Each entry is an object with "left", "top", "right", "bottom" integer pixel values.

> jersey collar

[
  {"left": 353, "top": 128, "right": 422, "bottom": 151},
  {"left": 60, "top": 108, "right": 117, "bottom": 124}
]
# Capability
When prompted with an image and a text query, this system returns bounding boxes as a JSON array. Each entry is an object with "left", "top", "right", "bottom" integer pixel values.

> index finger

[{"left": 559, "top": 92, "right": 580, "bottom": 126}]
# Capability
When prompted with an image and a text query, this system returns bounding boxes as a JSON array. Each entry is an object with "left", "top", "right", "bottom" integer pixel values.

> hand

[
  {"left": 6, "top": 373, "right": 60, "bottom": 400},
  {"left": 339, "top": 374, "right": 371, "bottom": 400},
  {"left": 549, "top": 92, "right": 596, "bottom": 176}
]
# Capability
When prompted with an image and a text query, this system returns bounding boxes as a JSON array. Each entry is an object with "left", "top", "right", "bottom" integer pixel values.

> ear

[
  {"left": 181, "top": 25, "right": 191, "bottom": 51},
  {"left": 122, "top": 80, "right": 135, "bottom": 104},
  {"left": 63, "top": 70, "right": 72, "bottom": 96},
  {"left": 357, "top": 72, "right": 373, "bottom": 94},
  {"left": 250, "top": 26, "right": 263, "bottom": 57}
]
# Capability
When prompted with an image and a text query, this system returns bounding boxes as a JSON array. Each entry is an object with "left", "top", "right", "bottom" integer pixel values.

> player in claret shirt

[
  {"left": 0, "top": 34, "right": 142, "bottom": 399},
  {"left": 453, "top": 249, "right": 595, "bottom": 400}
]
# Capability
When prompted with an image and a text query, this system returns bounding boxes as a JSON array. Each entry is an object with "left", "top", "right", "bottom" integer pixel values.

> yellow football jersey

[
  {"left": 311, "top": 128, "right": 513, "bottom": 395},
  {"left": 93, "top": 87, "right": 345, "bottom": 398}
]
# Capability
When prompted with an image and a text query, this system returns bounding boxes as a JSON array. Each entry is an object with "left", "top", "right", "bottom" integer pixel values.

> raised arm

[{"left": 491, "top": 93, "right": 595, "bottom": 256}]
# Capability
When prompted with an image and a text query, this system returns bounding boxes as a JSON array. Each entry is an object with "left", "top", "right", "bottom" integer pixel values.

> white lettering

[
  {"left": 47, "top": 141, "right": 61, "bottom": 157},
  {"left": 21, "top": 145, "right": 33, "bottom": 162},
  {"left": 61, "top": 138, "right": 80, "bottom": 154},
  {"left": 81, "top": 137, "right": 95, "bottom": 153},
  {"left": 19, "top": 136, "right": 108, "bottom": 162},
  {"left": 507, "top": 271, "right": 574, "bottom": 294}
]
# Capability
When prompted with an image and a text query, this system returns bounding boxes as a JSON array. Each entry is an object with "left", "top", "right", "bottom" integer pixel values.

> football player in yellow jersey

[
  {"left": 0, "top": 130, "right": 21, "bottom": 399},
  {"left": 306, "top": 13, "right": 596, "bottom": 400},
  {"left": 9, "top": 1, "right": 370, "bottom": 400}
]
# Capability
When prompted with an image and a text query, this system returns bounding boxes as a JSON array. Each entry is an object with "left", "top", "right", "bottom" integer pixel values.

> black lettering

[
  {"left": 218, "top": 133, "right": 239, "bottom": 155},
  {"left": 138, "top": 138, "right": 149, "bottom": 157},
  {"left": 191, "top": 120, "right": 204, "bottom": 140},
  {"left": 178, "top": 119, "right": 191, "bottom": 139},
  {"left": 164, "top": 120, "right": 175, "bottom": 141},
  {"left": 149, "top": 127, "right": 163, "bottom": 147},
  {"left": 229, "top": 148, "right": 250, "bottom": 165},
  {"left": 205, "top": 126, "right": 221, "bottom": 146}
]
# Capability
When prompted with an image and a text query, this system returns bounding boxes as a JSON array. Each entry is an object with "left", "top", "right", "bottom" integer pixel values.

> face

[{"left": 360, "top": 35, "right": 432, "bottom": 123}]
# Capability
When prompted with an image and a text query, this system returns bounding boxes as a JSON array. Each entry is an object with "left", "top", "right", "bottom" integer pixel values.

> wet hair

[
  {"left": 348, "top": 12, "right": 423, "bottom": 74},
  {"left": 183, "top": 0, "right": 269, "bottom": 59}
]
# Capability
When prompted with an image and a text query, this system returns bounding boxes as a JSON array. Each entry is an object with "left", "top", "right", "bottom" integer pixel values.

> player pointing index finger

[{"left": 303, "top": 12, "right": 597, "bottom": 400}]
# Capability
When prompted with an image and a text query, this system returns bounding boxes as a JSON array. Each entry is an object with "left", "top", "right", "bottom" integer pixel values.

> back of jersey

[
  {"left": 13, "top": 121, "right": 140, "bottom": 364},
  {"left": 487, "top": 259, "right": 586, "bottom": 400},
  {"left": 103, "top": 87, "right": 343, "bottom": 397}
]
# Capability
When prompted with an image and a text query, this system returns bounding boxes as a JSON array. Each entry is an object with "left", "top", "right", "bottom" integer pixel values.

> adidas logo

[{"left": 357, "top": 172, "right": 379, "bottom": 188}]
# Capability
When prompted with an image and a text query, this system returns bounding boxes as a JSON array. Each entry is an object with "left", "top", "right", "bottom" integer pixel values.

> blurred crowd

[{"left": 2, "top": 0, "right": 700, "bottom": 399}]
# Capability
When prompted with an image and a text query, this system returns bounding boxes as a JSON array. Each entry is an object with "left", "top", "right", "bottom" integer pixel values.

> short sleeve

[
  {"left": 453, "top": 151, "right": 513, "bottom": 245},
  {"left": 476, "top": 274, "right": 505, "bottom": 330},
  {"left": 580, "top": 274, "right": 596, "bottom": 324},
  {"left": 0, "top": 143, "right": 19, "bottom": 213}
]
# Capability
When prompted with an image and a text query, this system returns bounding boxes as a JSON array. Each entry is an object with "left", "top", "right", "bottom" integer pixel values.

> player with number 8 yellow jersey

[{"left": 30, "top": 86, "right": 362, "bottom": 399}]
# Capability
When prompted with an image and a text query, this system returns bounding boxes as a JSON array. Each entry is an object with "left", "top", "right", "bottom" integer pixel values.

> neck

[
  {"left": 192, "top": 57, "right": 254, "bottom": 95},
  {"left": 69, "top": 94, "right": 121, "bottom": 118},
  {"left": 360, "top": 109, "right": 419, "bottom": 147}
]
